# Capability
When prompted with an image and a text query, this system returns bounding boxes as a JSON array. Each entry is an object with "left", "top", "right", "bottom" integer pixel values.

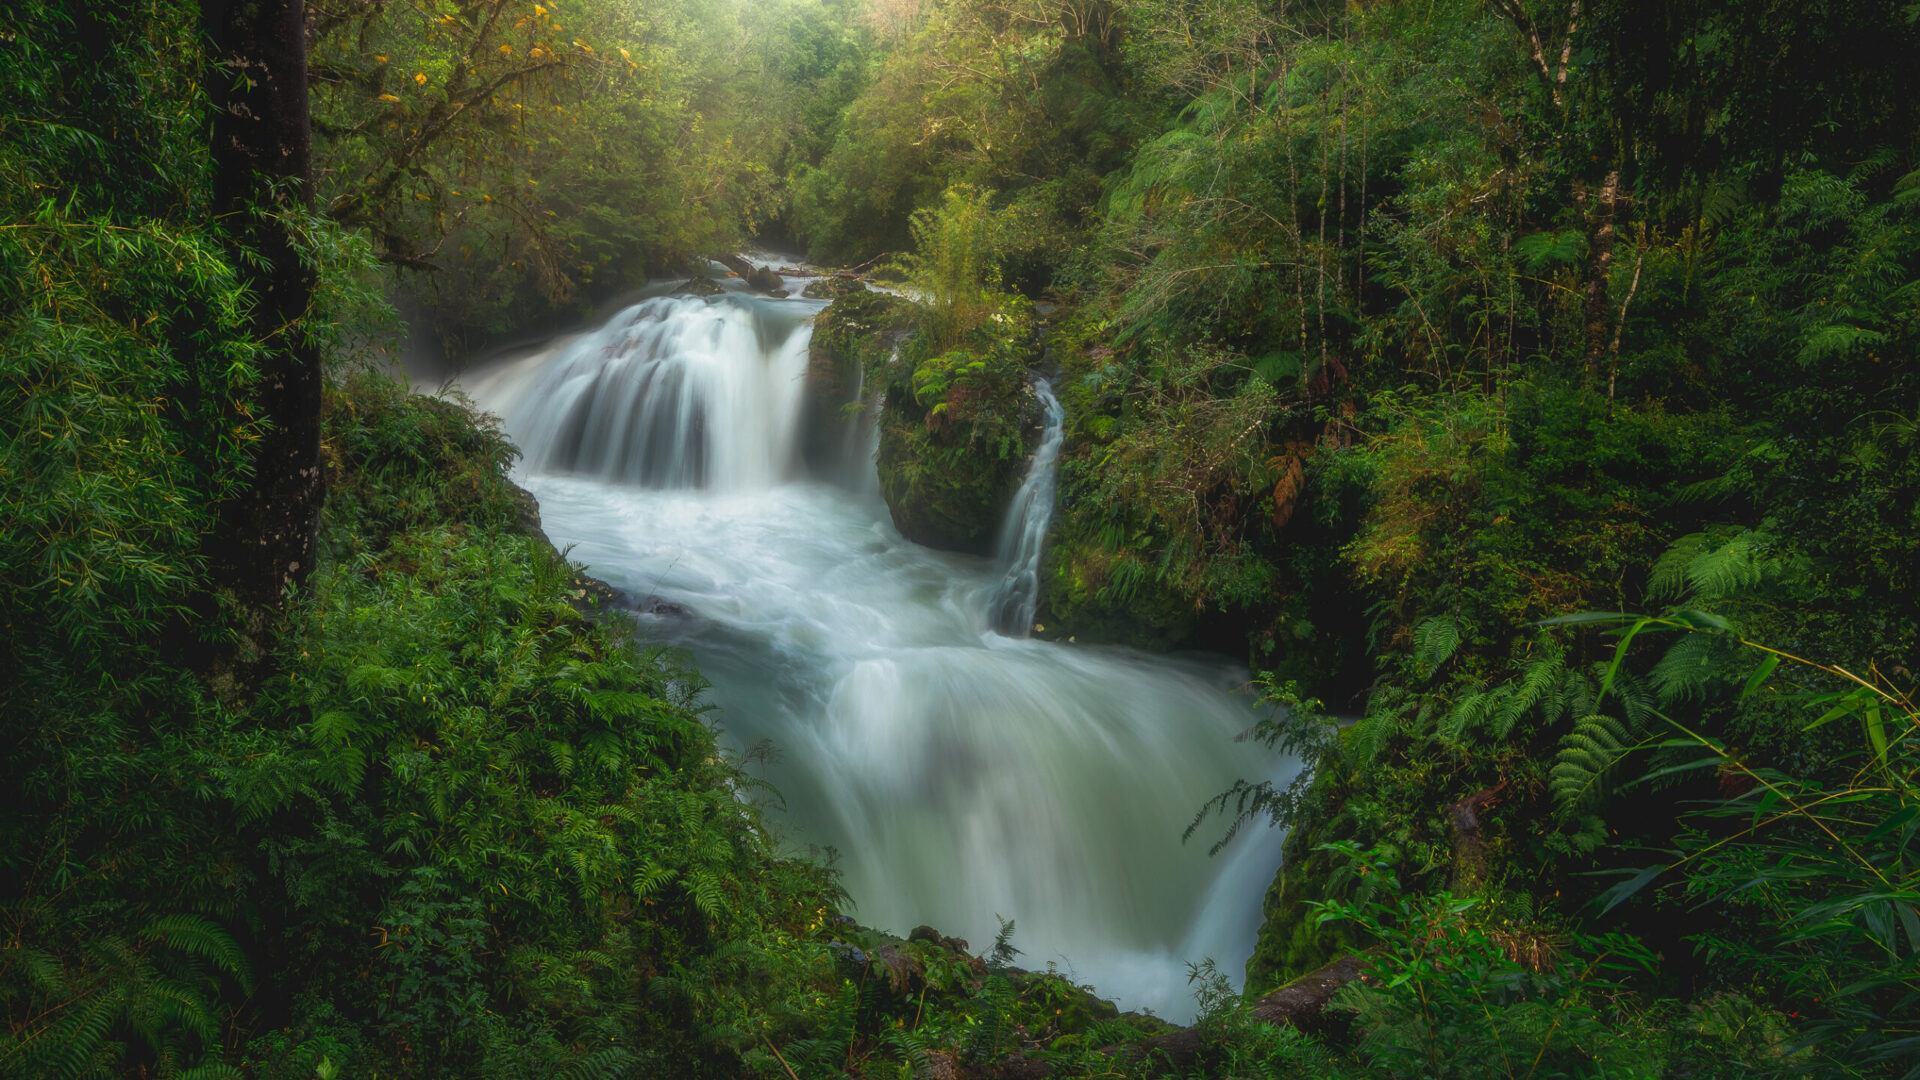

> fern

[
  {"left": 1348, "top": 709, "right": 1396, "bottom": 764},
  {"left": 1649, "top": 632, "right": 1724, "bottom": 703},
  {"left": 1651, "top": 530, "right": 1773, "bottom": 602},
  {"left": 1511, "top": 229, "right": 1587, "bottom": 271},
  {"left": 1412, "top": 615, "right": 1463, "bottom": 679},
  {"left": 559, "top": 1047, "right": 638, "bottom": 1080},
  {"left": 1797, "top": 322, "right": 1888, "bottom": 364},
  {"left": 688, "top": 870, "right": 730, "bottom": 923},
  {"left": 1550, "top": 713, "right": 1637, "bottom": 815},
  {"left": 786, "top": 980, "right": 860, "bottom": 1080},
  {"left": 988, "top": 915, "right": 1021, "bottom": 969},
  {"left": 965, "top": 975, "right": 1017, "bottom": 1062}
]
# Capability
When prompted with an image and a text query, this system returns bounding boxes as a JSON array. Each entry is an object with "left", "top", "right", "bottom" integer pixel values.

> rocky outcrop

[{"left": 798, "top": 289, "right": 913, "bottom": 484}]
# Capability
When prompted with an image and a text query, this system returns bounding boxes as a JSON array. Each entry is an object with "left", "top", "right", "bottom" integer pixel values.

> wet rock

[
  {"left": 1102, "top": 954, "right": 1365, "bottom": 1072},
  {"left": 802, "top": 274, "right": 868, "bottom": 300},
  {"left": 675, "top": 276, "right": 724, "bottom": 297},
  {"left": 908, "top": 925, "right": 971, "bottom": 954},
  {"left": 827, "top": 921, "right": 988, "bottom": 996},
  {"left": 638, "top": 595, "right": 691, "bottom": 618}
]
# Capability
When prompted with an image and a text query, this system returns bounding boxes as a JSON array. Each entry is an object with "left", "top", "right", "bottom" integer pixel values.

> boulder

[{"left": 674, "top": 276, "right": 724, "bottom": 297}]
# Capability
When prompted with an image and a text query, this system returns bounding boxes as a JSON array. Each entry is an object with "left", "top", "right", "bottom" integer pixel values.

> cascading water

[
  {"left": 985, "top": 379, "right": 1064, "bottom": 637},
  {"left": 462, "top": 282, "right": 1296, "bottom": 1020},
  {"left": 466, "top": 292, "right": 817, "bottom": 490}
]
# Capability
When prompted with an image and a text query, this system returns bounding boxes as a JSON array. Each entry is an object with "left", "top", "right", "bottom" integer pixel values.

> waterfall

[
  {"left": 462, "top": 292, "right": 820, "bottom": 491},
  {"left": 461, "top": 289, "right": 1296, "bottom": 1021},
  {"left": 985, "top": 379, "right": 1064, "bottom": 636}
]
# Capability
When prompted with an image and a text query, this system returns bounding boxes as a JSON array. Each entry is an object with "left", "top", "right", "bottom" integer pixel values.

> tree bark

[
  {"left": 200, "top": 0, "right": 322, "bottom": 669},
  {"left": 1581, "top": 169, "right": 1621, "bottom": 385}
]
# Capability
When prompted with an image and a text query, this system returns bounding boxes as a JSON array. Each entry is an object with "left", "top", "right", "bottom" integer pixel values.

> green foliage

[
  {"left": 892, "top": 184, "right": 1008, "bottom": 349},
  {"left": 868, "top": 273, "right": 1039, "bottom": 554},
  {"left": 307, "top": 0, "right": 860, "bottom": 353},
  {"left": 1313, "top": 843, "right": 1663, "bottom": 1080},
  {"left": 1580, "top": 617, "right": 1920, "bottom": 1076}
]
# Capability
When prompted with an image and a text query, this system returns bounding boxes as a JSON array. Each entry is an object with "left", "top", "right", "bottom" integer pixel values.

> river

[{"left": 459, "top": 268, "right": 1296, "bottom": 1020}]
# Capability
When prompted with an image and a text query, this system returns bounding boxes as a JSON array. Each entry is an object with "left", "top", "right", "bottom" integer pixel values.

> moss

[
  {"left": 1032, "top": 541, "right": 1198, "bottom": 650},
  {"left": 1243, "top": 819, "right": 1360, "bottom": 997},
  {"left": 862, "top": 299, "right": 1041, "bottom": 555}
]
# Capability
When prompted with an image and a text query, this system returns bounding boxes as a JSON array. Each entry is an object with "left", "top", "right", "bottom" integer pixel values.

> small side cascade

[{"left": 985, "top": 378, "right": 1065, "bottom": 636}]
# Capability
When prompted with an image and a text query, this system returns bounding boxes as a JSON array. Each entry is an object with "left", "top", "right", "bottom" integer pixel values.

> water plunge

[{"left": 462, "top": 287, "right": 1295, "bottom": 1020}]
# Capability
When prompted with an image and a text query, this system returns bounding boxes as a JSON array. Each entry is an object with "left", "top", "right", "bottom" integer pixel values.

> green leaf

[
  {"left": 1863, "top": 805, "right": 1920, "bottom": 844},
  {"left": 1740, "top": 653, "right": 1780, "bottom": 702},
  {"left": 1595, "top": 864, "right": 1667, "bottom": 916}
]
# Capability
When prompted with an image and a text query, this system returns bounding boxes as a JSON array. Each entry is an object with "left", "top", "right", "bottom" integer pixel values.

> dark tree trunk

[{"left": 200, "top": 0, "right": 322, "bottom": 668}]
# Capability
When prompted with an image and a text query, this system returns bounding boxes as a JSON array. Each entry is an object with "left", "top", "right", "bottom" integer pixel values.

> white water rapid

[{"left": 461, "top": 283, "right": 1296, "bottom": 1021}]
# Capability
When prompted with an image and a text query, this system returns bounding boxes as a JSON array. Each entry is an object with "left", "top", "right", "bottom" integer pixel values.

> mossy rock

[
  {"left": 836, "top": 296, "right": 1042, "bottom": 555},
  {"left": 1031, "top": 541, "right": 1198, "bottom": 650},
  {"left": 674, "top": 275, "right": 724, "bottom": 296},
  {"left": 874, "top": 346, "right": 1040, "bottom": 555},
  {"left": 875, "top": 401, "right": 1031, "bottom": 554}
]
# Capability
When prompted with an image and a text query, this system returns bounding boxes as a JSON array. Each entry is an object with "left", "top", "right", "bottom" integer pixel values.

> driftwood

[{"left": 711, "top": 252, "right": 783, "bottom": 293}]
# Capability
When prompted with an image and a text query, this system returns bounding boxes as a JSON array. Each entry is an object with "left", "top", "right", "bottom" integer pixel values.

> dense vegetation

[{"left": 5, "top": 0, "right": 1919, "bottom": 1076}]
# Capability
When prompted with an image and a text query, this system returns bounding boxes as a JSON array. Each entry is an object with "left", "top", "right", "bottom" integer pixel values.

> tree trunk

[
  {"left": 1581, "top": 169, "right": 1621, "bottom": 384},
  {"left": 200, "top": 0, "right": 322, "bottom": 675}
]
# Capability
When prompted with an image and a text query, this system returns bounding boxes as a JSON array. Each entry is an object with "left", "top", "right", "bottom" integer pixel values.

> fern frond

[
  {"left": 1412, "top": 616, "right": 1463, "bottom": 679},
  {"left": 1349, "top": 709, "right": 1396, "bottom": 764},
  {"left": 1550, "top": 714, "right": 1634, "bottom": 815},
  {"left": 559, "top": 1047, "right": 637, "bottom": 1080},
  {"left": 142, "top": 915, "right": 251, "bottom": 989},
  {"left": 1650, "top": 633, "right": 1722, "bottom": 704},
  {"left": 1649, "top": 533, "right": 1708, "bottom": 600},
  {"left": 1684, "top": 532, "right": 1766, "bottom": 599},
  {"left": 688, "top": 871, "right": 729, "bottom": 922},
  {"left": 1437, "top": 685, "right": 1493, "bottom": 744},
  {"left": 174, "top": 1064, "right": 245, "bottom": 1080}
]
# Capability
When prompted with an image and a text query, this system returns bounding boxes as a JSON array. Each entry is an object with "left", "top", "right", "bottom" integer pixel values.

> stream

[{"left": 459, "top": 270, "right": 1297, "bottom": 1020}]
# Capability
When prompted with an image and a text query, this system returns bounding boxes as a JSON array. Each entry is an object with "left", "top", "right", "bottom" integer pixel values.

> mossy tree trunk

[{"left": 200, "top": 0, "right": 322, "bottom": 675}]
